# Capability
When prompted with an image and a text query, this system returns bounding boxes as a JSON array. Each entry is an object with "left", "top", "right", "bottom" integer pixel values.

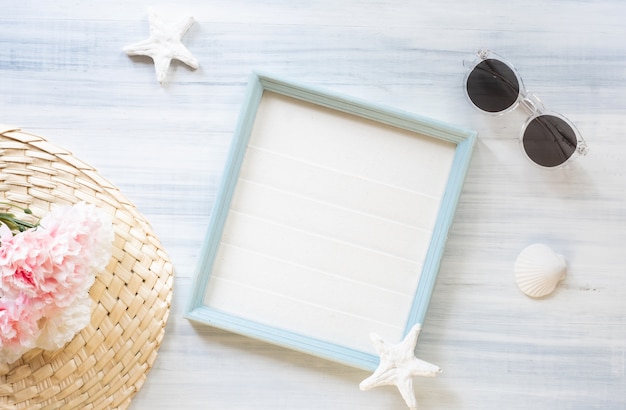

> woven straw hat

[{"left": 0, "top": 125, "right": 173, "bottom": 409}]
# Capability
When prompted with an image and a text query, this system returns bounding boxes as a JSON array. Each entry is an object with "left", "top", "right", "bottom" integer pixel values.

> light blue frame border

[{"left": 185, "top": 72, "right": 477, "bottom": 371}]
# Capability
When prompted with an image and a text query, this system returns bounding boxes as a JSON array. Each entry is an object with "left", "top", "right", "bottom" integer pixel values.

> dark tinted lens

[
  {"left": 466, "top": 59, "right": 520, "bottom": 112},
  {"left": 522, "top": 115, "right": 577, "bottom": 167}
]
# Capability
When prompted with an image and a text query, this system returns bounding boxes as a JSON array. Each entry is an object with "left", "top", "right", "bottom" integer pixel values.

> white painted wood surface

[{"left": 1, "top": 1, "right": 625, "bottom": 408}]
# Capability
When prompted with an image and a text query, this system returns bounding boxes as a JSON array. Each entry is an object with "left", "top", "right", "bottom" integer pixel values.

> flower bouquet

[{"left": 0, "top": 202, "right": 113, "bottom": 364}]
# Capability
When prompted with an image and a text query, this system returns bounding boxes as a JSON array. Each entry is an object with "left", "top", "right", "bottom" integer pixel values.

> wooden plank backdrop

[{"left": 1, "top": 1, "right": 625, "bottom": 408}]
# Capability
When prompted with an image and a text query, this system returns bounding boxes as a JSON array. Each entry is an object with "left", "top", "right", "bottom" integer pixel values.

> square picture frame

[{"left": 186, "top": 72, "right": 476, "bottom": 371}]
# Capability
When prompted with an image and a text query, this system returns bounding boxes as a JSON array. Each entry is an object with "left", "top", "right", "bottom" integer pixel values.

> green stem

[
  {"left": 0, "top": 203, "right": 39, "bottom": 234},
  {"left": 0, "top": 202, "right": 33, "bottom": 214}
]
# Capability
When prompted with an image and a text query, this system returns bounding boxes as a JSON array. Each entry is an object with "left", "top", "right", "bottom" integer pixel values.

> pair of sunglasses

[{"left": 464, "top": 50, "right": 588, "bottom": 168}]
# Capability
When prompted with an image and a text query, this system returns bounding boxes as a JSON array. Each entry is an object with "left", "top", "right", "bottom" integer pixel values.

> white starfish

[
  {"left": 124, "top": 8, "right": 199, "bottom": 84},
  {"left": 359, "top": 324, "right": 442, "bottom": 410}
]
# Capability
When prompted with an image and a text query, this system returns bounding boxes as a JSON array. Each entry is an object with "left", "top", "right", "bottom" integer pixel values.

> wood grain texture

[{"left": 1, "top": 0, "right": 625, "bottom": 408}]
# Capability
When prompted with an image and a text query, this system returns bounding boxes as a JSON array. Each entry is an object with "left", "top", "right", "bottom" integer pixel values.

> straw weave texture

[{"left": 0, "top": 126, "right": 173, "bottom": 409}]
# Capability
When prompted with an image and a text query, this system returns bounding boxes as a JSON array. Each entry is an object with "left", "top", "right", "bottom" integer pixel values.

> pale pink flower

[
  {"left": 0, "top": 229, "right": 57, "bottom": 302},
  {"left": 40, "top": 202, "right": 114, "bottom": 270},
  {"left": 0, "top": 224, "right": 12, "bottom": 242},
  {"left": 0, "top": 202, "right": 113, "bottom": 364},
  {"left": 0, "top": 293, "right": 41, "bottom": 351},
  {"left": 36, "top": 294, "right": 93, "bottom": 351}
]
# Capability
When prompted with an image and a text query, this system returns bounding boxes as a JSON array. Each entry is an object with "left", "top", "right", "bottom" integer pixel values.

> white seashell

[{"left": 514, "top": 243, "right": 567, "bottom": 298}]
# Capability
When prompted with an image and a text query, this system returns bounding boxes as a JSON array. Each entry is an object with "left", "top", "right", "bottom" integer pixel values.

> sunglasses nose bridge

[{"left": 520, "top": 92, "right": 546, "bottom": 115}]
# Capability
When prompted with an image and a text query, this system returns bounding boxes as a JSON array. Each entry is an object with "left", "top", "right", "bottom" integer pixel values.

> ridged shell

[{"left": 514, "top": 243, "right": 567, "bottom": 298}]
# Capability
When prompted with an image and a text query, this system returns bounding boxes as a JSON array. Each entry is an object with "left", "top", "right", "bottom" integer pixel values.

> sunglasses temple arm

[{"left": 462, "top": 58, "right": 475, "bottom": 69}]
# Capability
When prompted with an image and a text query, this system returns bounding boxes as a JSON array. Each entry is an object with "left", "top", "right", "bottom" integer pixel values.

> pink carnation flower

[
  {"left": 0, "top": 293, "right": 41, "bottom": 363},
  {"left": 0, "top": 202, "right": 113, "bottom": 364},
  {"left": 0, "top": 229, "right": 61, "bottom": 306}
]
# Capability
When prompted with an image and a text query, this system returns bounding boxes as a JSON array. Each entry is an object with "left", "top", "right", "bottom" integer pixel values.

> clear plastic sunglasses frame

[{"left": 463, "top": 49, "right": 588, "bottom": 168}]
